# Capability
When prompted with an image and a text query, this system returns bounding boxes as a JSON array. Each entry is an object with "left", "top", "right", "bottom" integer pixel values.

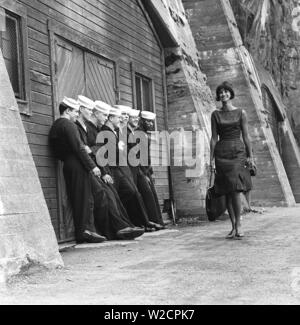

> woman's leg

[
  {"left": 226, "top": 194, "right": 236, "bottom": 238},
  {"left": 232, "top": 192, "right": 243, "bottom": 237},
  {"left": 245, "top": 190, "right": 262, "bottom": 214},
  {"left": 244, "top": 190, "right": 251, "bottom": 211}
]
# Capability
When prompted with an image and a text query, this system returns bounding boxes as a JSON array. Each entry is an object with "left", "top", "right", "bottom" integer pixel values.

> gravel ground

[{"left": 1, "top": 207, "right": 300, "bottom": 305}]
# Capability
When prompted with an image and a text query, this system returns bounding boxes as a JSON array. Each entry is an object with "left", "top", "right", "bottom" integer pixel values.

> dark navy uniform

[
  {"left": 75, "top": 120, "right": 139, "bottom": 240},
  {"left": 98, "top": 125, "right": 152, "bottom": 228},
  {"left": 133, "top": 126, "right": 164, "bottom": 226},
  {"left": 49, "top": 118, "right": 96, "bottom": 242}
]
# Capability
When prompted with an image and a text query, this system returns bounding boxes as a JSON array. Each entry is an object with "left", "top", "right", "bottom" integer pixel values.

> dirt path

[{"left": 1, "top": 207, "right": 300, "bottom": 305}]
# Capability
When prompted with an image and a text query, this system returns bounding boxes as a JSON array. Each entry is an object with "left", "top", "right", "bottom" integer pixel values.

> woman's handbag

[
  {"left": 205, "top": 169, "right": 227, "bottom": 222},
  {"left": 246, "top": 160, "right": 257, "bottom": 177}
]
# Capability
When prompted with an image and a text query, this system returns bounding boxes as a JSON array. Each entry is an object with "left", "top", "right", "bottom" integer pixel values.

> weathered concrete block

[
  {"left": 0, "top": 50, "right": 63, "bottom": 282},
  {"left": 148, "top": 0, "right": 216, "bottom": 216}
]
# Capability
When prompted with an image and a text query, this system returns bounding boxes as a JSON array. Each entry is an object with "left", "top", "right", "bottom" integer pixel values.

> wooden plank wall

[{"left": 18, "top": 0, "right": 169, "bottom": 237}]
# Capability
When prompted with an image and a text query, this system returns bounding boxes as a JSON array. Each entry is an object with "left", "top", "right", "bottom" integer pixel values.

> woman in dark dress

[{"left": 210, "top": 82, "right": 254, "bottom": 239}]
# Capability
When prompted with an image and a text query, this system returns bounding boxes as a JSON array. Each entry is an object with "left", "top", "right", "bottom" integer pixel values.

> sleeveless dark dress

[{"left": 212, "top": 108, "right": 252, "bottom": 195}]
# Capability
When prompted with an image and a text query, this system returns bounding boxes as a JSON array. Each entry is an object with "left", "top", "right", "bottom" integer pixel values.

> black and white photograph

[{"left": 0, "top": 0, "right": 300, "bottom": 307}]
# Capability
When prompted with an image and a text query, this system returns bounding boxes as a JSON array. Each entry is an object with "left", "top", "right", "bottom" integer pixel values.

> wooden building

[{"left": 0, "top": 0, "right": 171, "bottom": 243}]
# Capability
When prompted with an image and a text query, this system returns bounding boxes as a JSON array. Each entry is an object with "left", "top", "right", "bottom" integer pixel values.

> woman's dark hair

[
  {"left": 59, "top": 103, "right": 69, "bottom": 115},
  {"left": 216, "top": 81, "right": 235, "bottom": 101}
]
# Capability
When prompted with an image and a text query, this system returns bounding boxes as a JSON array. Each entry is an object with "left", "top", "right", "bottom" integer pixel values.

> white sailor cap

[
  {"left": 77, "top": 95, "right": 95, "bottom": 110},
  {"left": 109, "top": 107, "right": 122, "bottom": 117},
  {"left": 128, "top": 109, "right": 141, "bottom": 118},
  {"left": 62, "top": 97, "right": 80, "bottom": 110},
  {"left": 94, "top": 101, "right": 111, "bottom": 115},
  {"left": 114, "top": 105, "right": 132, "bottom": 115},
  {"left": 141, "top": 111, "right": 156, "bottom": 120}
]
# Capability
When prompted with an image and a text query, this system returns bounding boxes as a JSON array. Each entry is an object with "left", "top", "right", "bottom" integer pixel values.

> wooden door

[
  {"left": 54, "top": 38, "right": 86, "bottom": 242},
  {"left": 85, "top": 53, "right": 116, "bottom": 105},
  {"left": 53, "top": 36, "right": 117, "bottom": 242},
  {"left": 55, "top": 38, "right": 86, "bottom": 106}
]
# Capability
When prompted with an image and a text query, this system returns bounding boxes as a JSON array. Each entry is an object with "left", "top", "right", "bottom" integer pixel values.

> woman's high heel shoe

[{"left": 235, "top": 232, "right": 244, "bottom": 240}]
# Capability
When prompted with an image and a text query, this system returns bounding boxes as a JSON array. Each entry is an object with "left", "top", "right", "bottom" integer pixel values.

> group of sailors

[{"left": 49, "top": 95, "right": 165, "bottom": 244}]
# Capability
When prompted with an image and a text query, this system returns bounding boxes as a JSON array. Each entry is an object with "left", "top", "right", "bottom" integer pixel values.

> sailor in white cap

[
  {"left": 60, "top": 97, "right": 80, "bottom": 122},
  {"left": 135, "top": 110, "right": 165, "bottom": 229},
  {"left": 140, "top": 111, "right": 156, "bottom": 132},
  {"left": 92, "top": 100, "right": 111, "bottom": 127},
  {"left": 78, "top": 95, "right": 95, "bottom": 110},
  {"left": 126, "top": 108, "right": 141, "bottom": 188},
  {"left": 62, "top": 96, "right": 80, "bottom": 110},
  {"left": 114, "top": 105, "right": 132, "bottom": 133},
  {"left": 98, "top": 108, "right": 160, "bottom": 232},
  {"left": 86, "top": 100, "right": 113, "bottom": 185},
  {"left": 105, "top": 106, "right": 122, "bottom": 136},
  {"left": 49, "top": 97, "right": 106, "bottom": 244},
  {"left": 127, "top": 109, "right": 141, "bottom": 134},
  {"left": 126, "top": 109, "right": 140, "bottom": 163},
  {"left": 77, "top": 95, "right": 95, "bottom": 132},
  {"left": 140, "top": 111, "right": 156, "bottom": 120},
  {"left": 76, "top": 96, "right": 96, "bottom": 156}
]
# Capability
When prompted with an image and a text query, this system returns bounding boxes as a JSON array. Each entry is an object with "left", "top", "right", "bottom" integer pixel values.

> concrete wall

[
  {"left": 182, "top": 0, "right": 296, "bottom": 206},
  {"left": 256, "top": 63, "right": 300, "bottom": 203},
  {"left": 289, "top": 1, "right": 300, "bottom": 143},
  {"left": 0, "top": 50, "right": 63, "bottom": 282},
  {"left": 147, "top": 0, "right": 217, "bottom": 216},
  {"left": 230, "top": 0, "right": 300, "bottom": 150}
]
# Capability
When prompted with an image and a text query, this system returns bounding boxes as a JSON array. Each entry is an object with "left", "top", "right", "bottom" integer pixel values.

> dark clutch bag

[
  {"left": 206, "top": 186, "right": 227, "bottom": 222},
  {"left": 246, "top": 161, "right": 257, "bottom": 177},
  {"left": 205, "top": 169, "right": 227, "bottom": 222}
]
